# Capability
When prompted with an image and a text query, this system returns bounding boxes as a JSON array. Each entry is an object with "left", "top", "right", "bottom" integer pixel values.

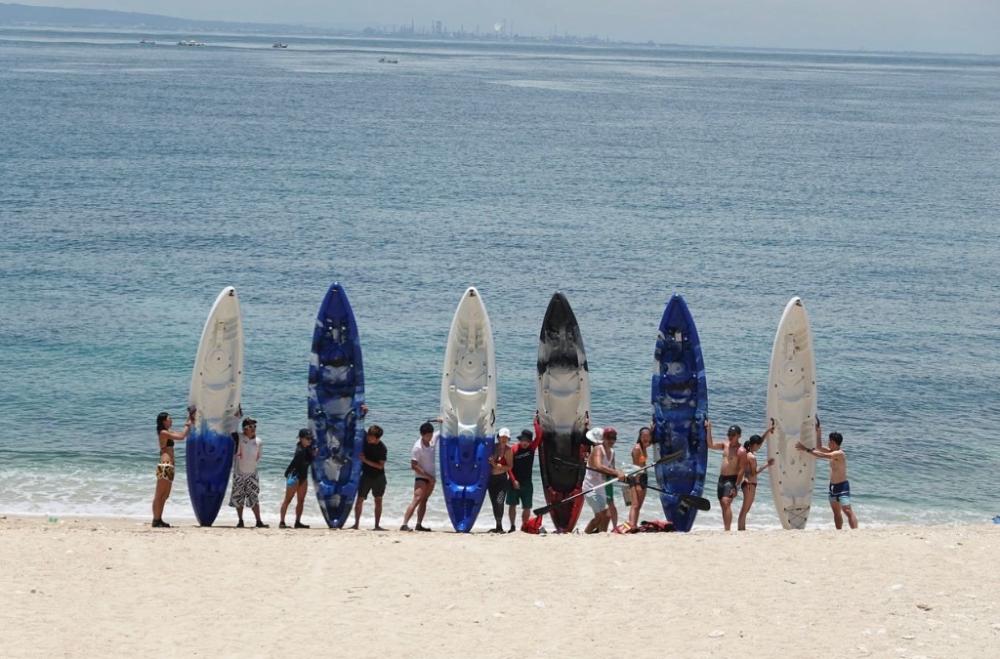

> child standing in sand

[{"left": 797, "top": 421, "right": 859, "bottom": 530}]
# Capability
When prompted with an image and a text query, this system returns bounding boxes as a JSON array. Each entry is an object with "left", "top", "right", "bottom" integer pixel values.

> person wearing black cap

[
  {"left": 279, "top": 428, "right": 316, "bottom": 529},
  {"left": 506, "top": 425, "right": 541, "bottom": 532},
  {"left": 704, "top": 420, "right": 745, "bottom": 531},
  {"left": 229, "top": 415, "right": 267, "bottom": 528}
]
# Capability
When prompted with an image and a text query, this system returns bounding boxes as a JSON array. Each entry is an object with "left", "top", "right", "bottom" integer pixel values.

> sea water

[{"left": 1, "top": 28, "right": 999, "bottom": 529}]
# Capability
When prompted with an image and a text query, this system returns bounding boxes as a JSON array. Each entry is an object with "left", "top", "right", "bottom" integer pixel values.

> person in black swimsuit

[
  {"left": 280, "top": 428, "right": 316, "bottom": 529},
  {"left": 151, "top": 408, "right": 194, "bottom": 528}
]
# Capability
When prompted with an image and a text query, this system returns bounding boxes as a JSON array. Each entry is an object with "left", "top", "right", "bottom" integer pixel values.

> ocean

[{"left": 1, "top": 27, "right": 998, "bottom": 530}]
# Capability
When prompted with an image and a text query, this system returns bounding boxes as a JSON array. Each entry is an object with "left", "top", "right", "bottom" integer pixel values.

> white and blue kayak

[
  {"left": 187, "top": 286, "right": 243, "bottom": 526},
  {"left": 767, "top": 297, "right": 818, "bottom": 530},
  {"left": 439, "top": 287, "right": 496, "bottom": 533}
]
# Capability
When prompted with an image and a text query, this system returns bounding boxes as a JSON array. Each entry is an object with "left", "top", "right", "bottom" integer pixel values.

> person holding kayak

[
  {"left": 351, "top": 424, "right": 388, "bottom": 531},
  {"left": 583, "top": 427, "right": 625, "bottom": 534},
  {"left": 737, "top": 422, "right": 775, "bottom": 531},
  {"left": 151, "top": 407, "right": 195, "bottom": 528},
  {"left": 507, "top": 425, "right": 541, "bottom": 532},
  {"left": 486, "top": 428, "right": 514, "bottom": 533},
  {"left": 400, "top": 420, "right": 440, "bottom": 532},
  {"left": 229, "top": 415, "right": 268, "bottom": 528},
  {"left": 797, "top": 420, "right": 859, "bottom": 530},
  {"left": 279, "top": 428, "right": 316, "bottom": 529},
  {"left": 704, "top": 420, "right": 744, "bottom": 531}
]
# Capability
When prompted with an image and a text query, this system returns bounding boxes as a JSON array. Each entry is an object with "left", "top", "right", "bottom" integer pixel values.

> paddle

[
  {"left": 532, "top": 449, "right": 684, "bottom": 517},
  {"left": 552, "top": 456, "right": 710, "bottom": 511}
]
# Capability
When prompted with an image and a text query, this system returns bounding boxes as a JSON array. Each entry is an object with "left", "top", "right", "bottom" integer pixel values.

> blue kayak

[
  {"left": 308, "top": 282, "right": 366, "bottom": 528},
  {"left": 651, "top": 294, "right": 708, "bottom": 532}
]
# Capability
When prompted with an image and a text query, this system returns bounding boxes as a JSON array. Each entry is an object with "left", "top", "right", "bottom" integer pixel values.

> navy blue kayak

[
  {"left": 308, "top": 282, "right": 366, "bottom": 528},
  {"left": 651, "top": 294, "right": 708, "bottom": 532}
]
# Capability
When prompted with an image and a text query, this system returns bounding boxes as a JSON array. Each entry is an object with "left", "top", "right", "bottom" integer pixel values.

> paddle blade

[{"left": 680, "top": 494, "right": 711, "bottom": 511}]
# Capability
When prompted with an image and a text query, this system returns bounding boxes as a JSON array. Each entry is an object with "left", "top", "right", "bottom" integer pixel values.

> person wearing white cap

[
  {"left": 582, "top": 427, "right": 624, "bottom": 533},
  {"left": 486, "top": 428, "right": 514, "bottom": 533}
]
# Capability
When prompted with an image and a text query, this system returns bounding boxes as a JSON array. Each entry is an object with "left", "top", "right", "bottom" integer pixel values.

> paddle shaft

[
  {"left": 533, "top": 450, "right": 682, "bottom": 516},
  {"left": 552, "top": 455, "right": 710, "bottom": 511}
]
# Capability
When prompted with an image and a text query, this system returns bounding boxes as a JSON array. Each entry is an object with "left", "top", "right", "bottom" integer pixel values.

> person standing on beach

[
  {"left": 736, "top": 423, "right": 775, "bottom": 531},
  {"left": 152, "top": 408, "right": 194, "bottom": 528},
  {"left": 583, "top": 427, "right": 625, "bottom": 534},
  {"left": 400, "top": 420, "right": 439, "bottom": 532},
  {"left": 280, "top": 428, "right": 316, "bottom": 529},
  {"left": 351, "top": 424, "right": 388, "bottom": 530},
  {"left": 230, "top": 416, "right": 268, "bottom": 528},
  {"left": 625, "top": 427, "right": 653, "bottom": 531},
  {"left": 507, "top": 425, "right": 541, "bottom": 532},
  {"left": 487, "top": 428, "right": 514, "bottom": 533},
  {"left": 704, "top": 420, "right": 745, "bottom": 531},
  {"left": 797, "top": 422, "right": 859, "bottom": 530}
]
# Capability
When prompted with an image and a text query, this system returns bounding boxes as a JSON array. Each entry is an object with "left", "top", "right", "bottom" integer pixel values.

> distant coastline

[{"left": 0, "top": 2, "right": 627, "bottom": 47}]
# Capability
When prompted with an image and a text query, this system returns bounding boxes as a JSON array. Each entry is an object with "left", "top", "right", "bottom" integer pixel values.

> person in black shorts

[
  {"left": 507, "top": 426, "right": 541, "bottom": 532},
  {"left": 351, "top": 424, "right": 388, "bottom": 530}
]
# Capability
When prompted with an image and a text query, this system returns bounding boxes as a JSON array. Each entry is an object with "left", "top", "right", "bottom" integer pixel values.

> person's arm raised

[{"left": 704, "top": 419, "right": 724, "bottom": 450}]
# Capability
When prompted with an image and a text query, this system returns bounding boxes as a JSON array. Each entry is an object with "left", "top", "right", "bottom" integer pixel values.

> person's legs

[
  {"left": 830, "top": 500, "right": 844, "bottom": 529},
  {"left": 843, "top": 504, "right": 858, "bottom": 529},
  {"left": 416, "top": 480, "right": 435, "bottom": 529},
  {"left": 294, "top": 479, "right": 308, "bottom": 526},
  {"left": 152, "top": 478, "right": 170, "bottom": 521},
  {"left": 721, "top": 496, "right": 734, "bottom": 530},
  {"left": 373, "top": 496, "right": 383, "bottom": 529},
  {"left": 401, "top": 481, "right": 424, "bottom": 529},
  {"left": 737, "top": 484, "right": 755, "bottom": 531},
  {"left": 279, "top": 483, "right": 296, "bottom": 525},
  {"left": 488, "top": 475, "right": 505, "bottom": 531},
  {"left": 351, "top": 493, "right": 365, "bottom": 529},
  {"left": 235, "top": 504, "right": 245, "bottom": 526}
]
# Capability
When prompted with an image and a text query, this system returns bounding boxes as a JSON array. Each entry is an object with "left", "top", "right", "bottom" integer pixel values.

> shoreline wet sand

[{"left": 1, "top": 516, "right": 996, "bottom": 657}]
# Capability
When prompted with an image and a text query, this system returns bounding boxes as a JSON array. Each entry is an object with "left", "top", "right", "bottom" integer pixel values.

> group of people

[
  {"left": 152, "top": 407, "right": 857, "bottom": 532},
  {"left": 706, "top": 418, "right": 859, "bottom": 531}
]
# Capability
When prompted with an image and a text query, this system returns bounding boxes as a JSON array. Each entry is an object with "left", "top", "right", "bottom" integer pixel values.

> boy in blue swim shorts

[{"left": 797, "top": 422, "right": 859, "bottom": 530}]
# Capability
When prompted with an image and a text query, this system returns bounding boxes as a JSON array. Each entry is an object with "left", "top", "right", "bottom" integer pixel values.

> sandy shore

[{"left": 1, "top": 516, "right": 997, "bottom": 658}]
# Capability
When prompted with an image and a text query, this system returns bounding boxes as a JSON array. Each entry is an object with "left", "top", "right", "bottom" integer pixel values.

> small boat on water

[
  {"left": 139, "top": 39, "right": 156, "bottom": 46},
  {"left": 177, "top": 40, "right": 205, "bottom": 47},
  {"left": 272, "top": 42, "right": 288, "bottom": 49},
  {"left": 378, "top": 57, "right": 399, "bottom": 64}
]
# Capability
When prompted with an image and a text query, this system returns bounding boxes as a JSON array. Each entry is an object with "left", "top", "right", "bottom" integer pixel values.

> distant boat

[
  {"left": 177, "top": 40, "right": 205, "bottom": 47},
  {"left": 139, "top": 39, "right": 156, "bottom": 46},
  {"left": 272, "top": 42, "right": 288, "bottom": 49},
  {"left": 378, "top": 57, "right": 399, "bottom": 64}
]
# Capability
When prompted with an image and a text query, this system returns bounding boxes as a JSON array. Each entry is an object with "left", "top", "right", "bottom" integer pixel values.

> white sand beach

[{"left": 1, "top": 516, "right": 997, "bottom": 657}]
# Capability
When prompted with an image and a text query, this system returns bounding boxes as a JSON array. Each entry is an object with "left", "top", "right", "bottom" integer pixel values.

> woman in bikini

[
  {"left": 626, "top": 426, "right": 653, "bottom": 531},
  {"left": 737, "top": 421, "right": 775, "bottom": 531},
  {"left": 486, "top": 428, "right": 514, "bottom": 533},
  {"left": 152, "top": 408, "right": 194, "bottom": 528}
]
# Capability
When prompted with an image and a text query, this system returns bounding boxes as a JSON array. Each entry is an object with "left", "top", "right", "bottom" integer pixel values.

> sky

[{"left": 12, "top": 0, "right": 1000, "bottom": 54}]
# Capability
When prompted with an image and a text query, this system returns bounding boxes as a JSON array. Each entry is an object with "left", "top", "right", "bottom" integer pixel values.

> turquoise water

[{"left": 2, "top": 28, "right": 999, "bottom": 529}]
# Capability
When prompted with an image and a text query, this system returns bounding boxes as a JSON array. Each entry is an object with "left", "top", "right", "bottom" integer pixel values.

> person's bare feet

[
  {"left": 373, "top": 526, "right": 386, "bottom": 531},
  {"left": 350, "top": 523, "right": 359, "bottom": 530}
]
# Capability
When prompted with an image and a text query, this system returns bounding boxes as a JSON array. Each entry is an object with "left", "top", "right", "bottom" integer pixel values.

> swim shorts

[
  {"left": 229, "top": 472, "right": 259, "bottom": 508},
  {"left": 156, "top": 463, "right": 175, "bottom": 482},
  {"left": 358, "top": 471, "right": 387, "bottom": 499},
  {"left": 505, "top": 481, "right": 533, "bottom": 508},
  {"left": 717, "top": 475, "right": 737, "bottom": 500},
  {"left": 828, "top": 480, "right": 852, "bottom": 506},
  {"left": 585, "top": 488, "right": 608, "bottom": 514}
]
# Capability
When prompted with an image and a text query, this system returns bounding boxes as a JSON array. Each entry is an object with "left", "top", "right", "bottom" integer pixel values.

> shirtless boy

[
  {"left": 796, "top": 421, "right": 859, "bottom": 530},
  {"left": 704, "top": 420, "right": 744, "bottom": 531}
]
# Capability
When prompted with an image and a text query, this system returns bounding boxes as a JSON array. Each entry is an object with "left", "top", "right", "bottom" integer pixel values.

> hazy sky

[{"left": 16, "top": 0, "right": 1000, "bottom": 53}]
